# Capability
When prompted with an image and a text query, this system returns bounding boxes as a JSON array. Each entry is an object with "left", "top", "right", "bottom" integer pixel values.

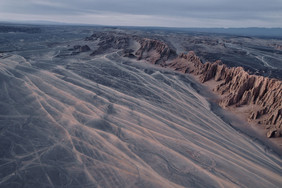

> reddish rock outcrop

[
  {"left": 270, "top": 44, "right": 282, "bottom": 51},
  {"left": 167, "top": 51, "right": 282, "bottom": 137},
  {"left": 167, "top": 52, "right": 203, "bottom": 74}
]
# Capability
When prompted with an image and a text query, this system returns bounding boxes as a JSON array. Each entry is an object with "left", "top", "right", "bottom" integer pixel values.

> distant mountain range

[
  {"left": 1, "top": 20, "right": 282, "bottom": 38},
  {"left": 122, "top": 26, "right": 282, "bottom": 38},
  {"left": 175, "top": 27, "right": 282, "bottom": 38}
]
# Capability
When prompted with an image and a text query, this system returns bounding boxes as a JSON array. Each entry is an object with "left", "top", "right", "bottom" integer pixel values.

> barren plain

[{"left": 0, "top": 24, "right": 281, "bottom": 188}]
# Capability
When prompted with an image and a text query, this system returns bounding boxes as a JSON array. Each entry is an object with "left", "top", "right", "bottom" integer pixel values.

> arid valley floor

[{"left": 0, "top": 24, "right": 281, "bottom": 188}]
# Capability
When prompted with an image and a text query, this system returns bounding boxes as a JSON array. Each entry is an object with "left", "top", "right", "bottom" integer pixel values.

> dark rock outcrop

[
  {"left": 123, "top": 49, "right": 136, "bottom": 58},
  {"left": 71, "top": 45, "right": 91, "bottom": 55},
  {"left": 89, "top": 32, "right": 131, "bottom": 56},
  {"left": 135, "top": 38, "right": 177, "bottom": 64},
  {"left": 267, "top": 128, "right": 277, "bottom": 138},
  {"left": 80, "top": 45, "right": 91, "bottom": 52}
]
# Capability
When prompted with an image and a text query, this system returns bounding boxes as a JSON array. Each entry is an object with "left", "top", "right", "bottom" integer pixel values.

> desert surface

[{"left": 0, "top": 24, "right": 281, "bottom": 188}]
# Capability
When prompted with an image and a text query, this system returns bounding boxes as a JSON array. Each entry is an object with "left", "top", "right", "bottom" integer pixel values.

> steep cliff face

[
  {"left": 219, "top": 73, "right": 281, "bottom": 130},
  {"left": 199, "top": 61, "right": 281, "bottom": 126},
  {"left": 167, "top": 52, "right": 282, "bottom": 137},
  {"left": 135, "top": 38, "right": 176, "bottom": 64}
]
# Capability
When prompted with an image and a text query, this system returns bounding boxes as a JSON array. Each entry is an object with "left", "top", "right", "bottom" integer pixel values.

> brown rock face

[
  {"left": 135, "top": 38, "right": 176, "bottom": 64},
  {"left": 214, "top": 66, "right": 281, "bottom": 129},
  {"left": 267, "top": 128, "right": 277, "bottom": 138},
  {"left": 166, "top": 51, "right": 282, "bottom": 137},
  {"left": 271, "top": 44, "right": 282, "bottom": 51},
  {"left": 167, "top": 51, "right": 203, "bottom": 74}
]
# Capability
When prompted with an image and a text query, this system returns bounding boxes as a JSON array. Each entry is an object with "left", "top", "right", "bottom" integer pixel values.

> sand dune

[{"left": 0, "top": 50, "right": 281, "bottom": 188}]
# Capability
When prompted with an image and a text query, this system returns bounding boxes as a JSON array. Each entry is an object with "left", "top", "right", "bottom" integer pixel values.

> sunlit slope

[{"left": 0, "top": 52, "right": 281, "bottom": 188}]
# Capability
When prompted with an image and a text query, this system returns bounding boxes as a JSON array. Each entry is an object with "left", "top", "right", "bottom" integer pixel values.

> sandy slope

[{"left": 0, "top": 51, "right": 281, "bottom": 188}]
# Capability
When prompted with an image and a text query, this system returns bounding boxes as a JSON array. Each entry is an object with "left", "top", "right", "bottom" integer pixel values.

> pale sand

[{"left": 0, "top": 52, "right": 281, "bottom": 187}]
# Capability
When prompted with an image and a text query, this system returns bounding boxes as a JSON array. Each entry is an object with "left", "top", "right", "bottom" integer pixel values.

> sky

[{"left": 0, "top": 0, "right": 282, "bottom": 28}]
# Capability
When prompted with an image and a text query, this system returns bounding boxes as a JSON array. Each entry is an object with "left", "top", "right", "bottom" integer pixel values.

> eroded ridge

[
  {"left": 167, "top": 51, "right": 281, "bottom": 138},
  {"left": 87, "top": 31, "right": 281, "bottom": 138}
]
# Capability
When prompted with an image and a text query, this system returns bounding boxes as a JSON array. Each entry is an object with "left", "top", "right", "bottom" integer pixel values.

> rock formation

[
  {"left": 83, "top": 32, "right": 282, "bottom": 138},
  {"left": 88, "top": 32, "right": 131, "bottom": 56},
  {"left": 79, "top": 45, "right": 91, "bottom": 52},
  {"left": 131, "top": 38, "right": 281, "bottom": 138},
  {"left": 87, "top": 32, "right": 176, "bottom": 64},
  {"left": 134, "top": 38, "right": 177, "bottom": 64},
  {"left": 71, "top": 45, "right": 91, "bottom": 55},
  {"left": 167, "top": 51, "right": 206, "bottom": 74},
  {"left": 271, "top": 44, "right": 282, "bottom": 51},
  {"left": 167, "top": 52, "right": 282, "bottom": 138}
]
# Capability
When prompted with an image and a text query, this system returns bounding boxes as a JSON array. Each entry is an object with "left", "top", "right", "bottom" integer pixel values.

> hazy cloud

[{"left": 0, "top": 0, "right": 281, "bottom": 27}]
